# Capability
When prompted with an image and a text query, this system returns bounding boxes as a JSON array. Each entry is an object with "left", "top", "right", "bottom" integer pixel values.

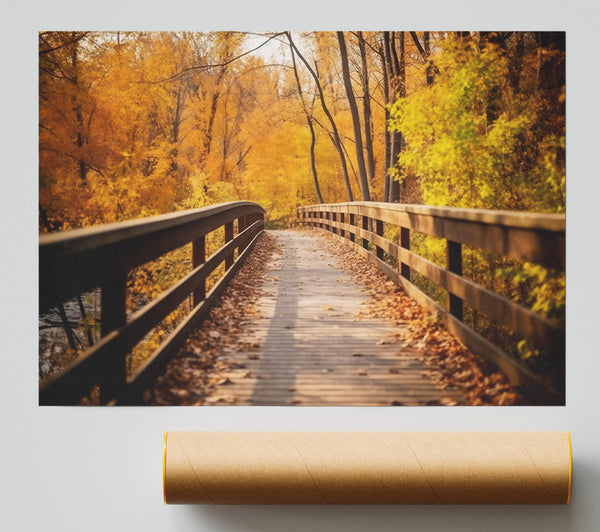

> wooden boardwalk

[{"left": 209, "top": 230, "right": 465, "bottom": 406}]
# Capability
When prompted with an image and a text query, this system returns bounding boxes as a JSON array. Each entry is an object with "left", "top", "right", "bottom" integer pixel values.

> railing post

[
  {"left": 376, "top": 219, "right": 384, "bottom": 260},
  {"left": 362, "top": 215, "right": 369, "bottom": 249},
  {"left": 192, "top": 235, "right": 206, "bottom": 306},
  {"left": 400, "top": 227, "right": 411, "bottom": 280},
  {"left": 225, "top": 221, "right": 234, "bottom": 269},
  {"left": 100, "top": 272, "right": 127, "bottom": 403},
  {"left": 237, "top": 215, "right": 247, "bottom": 257},
  {"left": 447, "top": 240, "right": 463, "bottom": 320},
  {"left": 349, "top": 213, "right": 355, "bottom": 243},
  {"left": 332, "top": 212, "right": 337, "bottom": 235}
]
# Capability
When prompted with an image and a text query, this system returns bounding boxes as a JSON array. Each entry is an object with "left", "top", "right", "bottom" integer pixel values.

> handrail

[
  {"left": 40, "top": 201, "right": 265, "bottom": 405},
  {"left": 298, "top": 201, "right": 565, "bottom": 403}
]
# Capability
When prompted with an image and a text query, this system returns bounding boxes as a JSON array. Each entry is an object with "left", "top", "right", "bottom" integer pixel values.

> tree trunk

[
  {"left": 357, "top": 32, "right": 376, "bottom": 196},
  {"left": 508, "top": 31, "right": 524, "bottom": 94},
  {"left": 337, "top": 31, "right": 370, "bottom": 202},
  {"left": 70, "top": 34, "right": 87, "bottom": 181},
  {"left": 287, "top": 33, "right": 353, "bottom": 201},
  {"left": 386, "top": 32, "right": 403, "bottom": 203},
  {"left": 423, "top": 32, "right": 435, "bottom": 85},
  {"left": 57, "top": 303, "right": 79, "bottom": 351},
  {"left": 288, "top": 34, "right": 324, "bottom": 204},
  {"left": 76, "top": 295, "right": 94, "bottom": 347},
  {"left": 479, "top": 32, "right": 504, "bottom": 124},
  {"left": 380, "top": 38, "right": 391, "bottom": 202},
  {"left": 397, "top": 32, "right": 406, "bottom": 202},
  {"left": 410, "top": 31, "right": 437, "bottom": 85},
  {"left": 202, "top": 67, "right": 227, "bottom": 166},
  {"left": 336, "top": 133, "right": 361, "bottom": 192},
  {"left": 382, "top": 32, "right": 393, "bottom": 202}
]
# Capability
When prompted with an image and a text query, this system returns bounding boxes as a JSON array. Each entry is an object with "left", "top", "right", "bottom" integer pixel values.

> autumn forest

[
  {"left": 39, "top": 31, "right": 566, "bottom": 404},
  {"left": 39, "top": 31, "right": 565, "bottom": 227}
]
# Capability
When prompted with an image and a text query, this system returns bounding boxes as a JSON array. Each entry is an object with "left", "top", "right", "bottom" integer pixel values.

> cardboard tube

[{"left": 163, "top": 431, "right": 572, "bottom": 505}]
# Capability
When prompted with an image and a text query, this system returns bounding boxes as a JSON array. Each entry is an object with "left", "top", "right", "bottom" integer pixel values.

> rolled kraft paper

[{"left": 163, "top": 431, "right": 572, "bottom": 505}]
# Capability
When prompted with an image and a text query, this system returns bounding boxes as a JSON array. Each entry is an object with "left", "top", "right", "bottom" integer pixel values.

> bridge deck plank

[{"left": 206, "top": 230, "right": 464, "bottom": 406}]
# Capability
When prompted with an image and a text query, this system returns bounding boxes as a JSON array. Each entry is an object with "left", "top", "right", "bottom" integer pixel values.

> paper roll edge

[
  {"left": 567, "top": 431, "right": 572, "bottom": 505},
  {"left": 163, "top": 431, "right": 168, "bottom": 505}
]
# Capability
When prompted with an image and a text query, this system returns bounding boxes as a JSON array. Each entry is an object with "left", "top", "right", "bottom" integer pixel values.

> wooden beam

[
  {"left": 225, "top": 221, "right": 234, "bottom": 269},
  {"left": 309, "top": 218, "right": 563, "bottom": 353},
  {"left": 192, "top": 235, "right": 206, "bottom": 306},
  {"left": 308, "top": 225, "right": 564, "bottom": 404},
  {"left": 447, "top": 240, "right": 463, "bottom": 320},
  {"left": 118, "top": 230, "right": 264, "bottom": 404},
  {"left": 298, "top": 202, "right": 565, "bottom": 269},
  {"left": 375, "top": 219, "right": 384, "bottom": 260},
  {"left": 39, "top": 201, "right": 265, "bottom": 314},
  {"left": 99, "top": 272, "right": 127, "bottom": 403},
  {"left": 39, "top": 216, "right": 264, "bottom": 405},
  {"left": 400, "top": 226, "right": 410, "bottom": 281}
]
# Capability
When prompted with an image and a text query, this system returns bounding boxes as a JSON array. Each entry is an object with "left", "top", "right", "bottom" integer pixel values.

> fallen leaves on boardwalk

[
  {"left": 146, "top": 229, "right": 520, "bottom": 406},
  {"left": 311, "top": 231, "right": 522, "bottom": 406},
  {"left": 144, "top": 232, "right": 281, "bottom": 405}
]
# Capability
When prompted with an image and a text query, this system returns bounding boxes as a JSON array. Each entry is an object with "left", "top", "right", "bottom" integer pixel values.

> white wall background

[{"left": 2, "top": 1, "right": 599, "bottom": 530}]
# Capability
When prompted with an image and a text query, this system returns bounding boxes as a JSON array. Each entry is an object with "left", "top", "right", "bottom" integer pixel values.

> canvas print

[{"left": 39, "top": 31, "right": 565, "bottom": 406}]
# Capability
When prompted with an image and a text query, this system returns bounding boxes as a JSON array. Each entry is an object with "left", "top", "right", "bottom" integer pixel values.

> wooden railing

[
  {"left": 298, "top": 202, "right": 565, "bottom": 403},
  {"left": 39, "top": 201, "right": 265, "bottom": 405}
]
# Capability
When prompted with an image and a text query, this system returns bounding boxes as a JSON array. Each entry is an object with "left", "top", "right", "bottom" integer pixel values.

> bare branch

[
  {"left": 142, "top": 32, "right": 287, "bottom": 84},
  {"left": 39, "top": 147, "right": 107, "bottom": 179},
  {"left": 409, "top": 31, "right": 427, "bottom": 58},
  {"left": 39, "top": 32, "right": 89, "bottom": 55},
  {"left": 409, "top": 31, "right": 440, "bottom": 77}
]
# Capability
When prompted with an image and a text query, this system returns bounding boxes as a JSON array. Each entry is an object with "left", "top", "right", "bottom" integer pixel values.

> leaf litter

[
  {"left": 309, "top": 230, "right": 522, "bottom": 406},
  {"left": 143, "top": 232, "right": 281, "bottom": 405},
  {"left": 144, "top": 228, "right": 521, "bottom": 406}
]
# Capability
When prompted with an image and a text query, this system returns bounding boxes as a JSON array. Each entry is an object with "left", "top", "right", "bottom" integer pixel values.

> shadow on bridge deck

[{"left": 209, "top": 230, "right": 464, "bottom": 406}]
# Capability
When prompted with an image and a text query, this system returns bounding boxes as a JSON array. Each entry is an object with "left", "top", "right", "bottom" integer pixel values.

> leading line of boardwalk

[
  {"left": 39, "top": 201, "right": 563, "bottom": 405},
  {"left": 208, "top": 230, "right": 465, "bottom": 406}
]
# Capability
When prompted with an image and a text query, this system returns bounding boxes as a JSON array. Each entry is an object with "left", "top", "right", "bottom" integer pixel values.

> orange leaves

[
  {"left": 41, "top": 32, "right": 233, "bottom": 228},
  {"left": 39, "top": 31, "right": 391, "bottom": 231}
]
